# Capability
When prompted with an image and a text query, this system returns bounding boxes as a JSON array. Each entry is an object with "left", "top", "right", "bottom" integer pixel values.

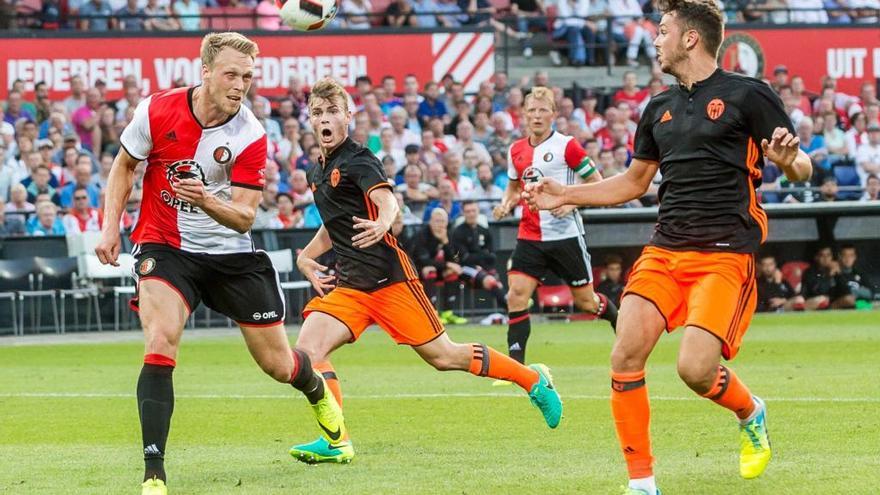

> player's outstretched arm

[
  {"left": 523, "top": 158, "right": 658, "bottom": 210},
  {"left": 353, "top": 187, "right": 398, "bottom": 249},
  {"left": 95, "top": 148, "right": 141, "bottom": 266},
  {"left": 297, "top": 226, "right": 335, "bottom": 296},
  {"left": 761, "top": 127, "right": 812, "bottom": 182},
  {"left": 173, "top": 182, "right": 260, "bottom": 234}
]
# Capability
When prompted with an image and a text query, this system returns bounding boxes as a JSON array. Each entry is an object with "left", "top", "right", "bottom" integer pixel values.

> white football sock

[{"left": 628, "top": 475, "right": 657, "bottom": 494}]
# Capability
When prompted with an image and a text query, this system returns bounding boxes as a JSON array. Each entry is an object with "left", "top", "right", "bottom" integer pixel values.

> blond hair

[
  {"left": 524, "top": 86, "right": 557, "bottom": 112},
  {"left": 309, "top": 77, "right": 350, "bottom": 113},
  {"left": 200, "top": 32, "right": 259, "bottom": 67}
]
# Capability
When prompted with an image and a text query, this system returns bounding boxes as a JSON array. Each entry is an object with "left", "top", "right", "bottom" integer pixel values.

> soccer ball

[{"left": 277, "top": 0, "right": 339, "bottom": 31}]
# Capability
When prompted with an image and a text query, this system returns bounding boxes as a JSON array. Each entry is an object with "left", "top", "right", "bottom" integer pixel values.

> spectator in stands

[
  {"left": 435, "top": 0, "right": 465, "bottom": 26},
  {"left": 816, "top": 175, "right": 839, "bottom": 202},
  {"left": 788, "top": 0, "right": 828, "bottom": 23},
  {"left": 511, "top": 0, "right": 545, "bottom": 58},
  {"left": 451, "top": 199, "right": 508, "bottom": 306},
  {"left": 756, "top": 254, "right": 805, "bottom": 312},
  {"left": 275, "top": 192, "right": 302, "bottom": 229},
  {"left": 143, "top": 0, "right": 179, "bottom": 30},
  {"left": 423, "top": 178, "right": 461, "bottom": 222},
  {"left": 802, "top": 246, "right": 852, "bottom": 310},
  {"left": 289, "top": 169, "right": 316, "bottom": 217},
  {"left": 821, "top": 111, "right": 849, "bottom": 165},
  {"left": 27, "top": 201, "right": 65, "bottom": 236},
  {"left": 856, "top": 123, "right": 880, "bottom": 186},
  {"left": 32, "top": 82, "right": 52, "bottom": 124},
  {"left": 296, "top": 143, "right": 321, "bottom": 171},
  {"left": 486, "top": 111, "right": 514, "bottom": 168},
  {"left": 116, "top": 0, "right": 146, "bottom": 30},
  {"left": 6, "top": 184, "right": 35, "bottom": 220},
  {"left": 62, "top": 76, "right": 86, "bottom": 117},
  {"left": 613, "top": 71, "right": 649, "bottom": 113},
  {"left": 411, "top": 206, "right": 467, "bottom": 324},
  {"left": 71, "top": 88, "right": 102, "bottom": 152},
  {"left": 0, "top": 146, "right": 15, "bottom": 201},
  {"left": 402, "top": 95, "right": 422, "bottom": 134},
  {"left": 25, "top": 166, "right": 60, "bottom": 205},
  {"left": 552, "top": 0, "right": 595, "bottom": 66},
  {"left": 4, "top": 91, "right": 35, "bottom": 126},
  {"left": 790, "top": 76, "right": 814, "bottom": 116},
  {"left": 340, "top": 0, "right": 373, "bottom": 28},
  {"left": 846, "top": 111, "right": 869, "bottom": 154},
  {"left": 467, "top": 162, "right": 502, "bottom": 216},
  {"left": 376, "top": 127, "right": 406, "bottom": 173},
  {"left": 797, "top": 117, "right": 830, "bottom": 172},
  {"left": 62, "top": 185, "right": 101, "bottom": 233},
  {"left": 862, "top": 174, "right": 880, "bottom": 201},
  {"left": 385, "top": 0, "right": 417, "bottom": 26},
  {"left": 452, "top": 120, "right": 491, "bottom": 166},
  {"left": 596, "top": 148, "right": 619, "bottom": 177},
  {"left": 838, "top": 245, "right": 874, "bottom": 303},
  {"left": 253, "top": 181, "right": 282, "bottom": 229},
  {"left": 60, "top": 158, "right": 100, "bottom": 208},
  {"left": 389, "top": 107, "right": 420, "bottom": 150},
  {"left": 0, "top": 198, "right": 25, "bottom": 236},
  {"left": 442, "top": 150, "right": 475, "bottom": 197},
  {"left": 411, "top": 0, "right": 441, "bottom": 27},
  {"left": 174, "top": 0, "right": 201, "bottom": 30},
  {"left": 596, "top": 255, "right": 625, "bottom": 307},
  {"left": 397, "top": 163, "right": 437, "bottom": 216},
  {"left": 824, "top": 0, "right": 853, "bottom": 23},
  {"left": 771, "top": 65, "right": 789, "bottom": 93},
  {"left": 852, "top": 0, "right": 880, "bottom": 23},
  {"left": 78, "top": 0, "right": 115, "bottom": 30},
  {"left": 609, "top": 0, "right": 656, "bottom": 67},
  {"left": 255, "top": 0, "right": 285, "bottom": 29}
]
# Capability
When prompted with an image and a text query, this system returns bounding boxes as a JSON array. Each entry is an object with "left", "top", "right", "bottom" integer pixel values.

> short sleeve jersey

[
  {"left": 507, "top": 131, "right": 596, "bottom": 241},
  {"left": 120, "top": 87, "right": 267, "bottom": 254},
  {"left": 633, "top": 69, "right": 794, "bottom": 253},
  {"left": 308, "top": 138, "right": 418, "bottom": 291}
]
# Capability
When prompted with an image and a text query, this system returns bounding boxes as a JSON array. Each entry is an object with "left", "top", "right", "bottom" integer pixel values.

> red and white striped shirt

[
  {"left": 120, "top": 87, "right": 267, "bottom": 254},
  {"left": 507, "top": 131, "right": 596, "bottom": 241}
]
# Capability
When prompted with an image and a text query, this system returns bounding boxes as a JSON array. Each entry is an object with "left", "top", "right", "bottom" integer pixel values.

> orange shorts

[
  {"left": 302, "top": 280, "right": 445, "bottom": 346},
  {"left": 622, "top": 246, "right": 756, "bottom": 360}
]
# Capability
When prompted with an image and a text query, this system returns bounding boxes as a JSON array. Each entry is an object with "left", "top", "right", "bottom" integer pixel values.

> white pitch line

[{"left": 0, "top": 392, "right": 877, "bottom": 403}]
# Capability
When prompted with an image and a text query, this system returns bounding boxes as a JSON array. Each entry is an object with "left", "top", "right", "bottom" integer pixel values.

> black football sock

[
  {"left": 290, "top": 349, "right": 325, "bottom": 404},
  {"left": 506, "top": 309, "right": 531, "bottom": 363},
  {"left": 597, "top": 293, "right": 618, "bottom": 332},
  {"left": 138, "top": 357, "right": 175, "bottom": 483}
]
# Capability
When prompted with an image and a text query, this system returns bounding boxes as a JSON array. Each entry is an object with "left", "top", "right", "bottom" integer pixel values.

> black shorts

[
  {"left": 508, "top": 237, "right": 593, "bottom": 287},
  {"left": 132, "top": 243, "right": 285, "bottom": 326}
]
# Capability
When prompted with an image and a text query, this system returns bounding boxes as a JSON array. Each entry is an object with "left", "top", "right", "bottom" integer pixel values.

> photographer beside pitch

[{"left": 522, "top": 1, "right": 811, "bottom": 493}]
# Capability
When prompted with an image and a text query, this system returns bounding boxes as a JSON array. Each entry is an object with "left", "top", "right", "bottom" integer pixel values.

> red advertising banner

[
  {"left": 721, "top": 27, "right": 880, "bottom": 94},
  {"left": 0, "top": 31, "right": 495, "bottom": 100}
]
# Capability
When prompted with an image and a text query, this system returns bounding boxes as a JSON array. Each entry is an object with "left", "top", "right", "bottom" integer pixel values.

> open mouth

[
  {"left": 227, "top": 95, "right": 241, "bottom": 102},
  {"left": 321, "top": 128, "right": 333, "bottom": 138}
]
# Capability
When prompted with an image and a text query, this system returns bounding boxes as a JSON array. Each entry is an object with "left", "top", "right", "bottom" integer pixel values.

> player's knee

[
  {"left": 610, "top": 341, "right": 647, "bottom": 372},
  {"left": 676, "top": 360, "right": 715, "bottom": 394},
  {"left": 507, "top": 287, "right": 531, "bottom": 310},
  {"left": 264, "top": 361, "right": 295, "bottom": 383},
  {"left": 144, "top": 327, "right": 179, "bottom": 356}
]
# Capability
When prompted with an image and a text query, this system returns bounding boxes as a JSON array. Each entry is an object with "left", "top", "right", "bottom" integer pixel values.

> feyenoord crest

[
  {"left": 522, "top": 166, "right": 544, "bottom": 184},
  {"left": 139, "top": 258, "right": 156, "bottom": 275},
  {"left": 330, "top": 168, "right": 341, "bottom": 187},
  {"left": 707, "top": 98, "right": 726, "bottom": 120},
  {"left": 543, "top": 152, "right": 554, "bottom": 162},
  {"left": 166, "top": 160, "right": 207, "bottom": 184},
  {"left": 213, "top": 146, "right": 232, "bottom": 164}
]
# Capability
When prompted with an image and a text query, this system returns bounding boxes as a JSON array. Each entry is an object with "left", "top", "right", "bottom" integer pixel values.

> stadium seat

[
  {"left": 781, "top": 261, "right": 810, "bottom": 294},
  {"left": 833, "top": 165, "right": 862, "bottom": 201},
  {"left": 80, "top": 254, "right": 135, "bottom": 331},
  {"left": 536, "top": 284, "right": 573, "bottom": 314},
  {"left": 0, "top": 259, "right": 34, "bottom": 335},
  {"left": 35, "top": 256, "right": 101, "bottom": 333},
  {"left": 266, "top": 249, "right": 312, "bottom": 323}
]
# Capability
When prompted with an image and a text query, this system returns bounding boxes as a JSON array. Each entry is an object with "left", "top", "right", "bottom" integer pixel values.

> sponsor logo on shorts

[
  {"left": 252, "top": 311, "right": 279, "bottom": 321},
  {"left": 138, "top": 258, "right": 156, "bottom": 275},
  {"left": 570, "top": 278, "right": 589, "bottom": 287},
  {"left": 213, "top": 146, "right": 233, "bottom": 164},
  {"left": 330, "top": 169, "right": 341, "bottom": 187}
]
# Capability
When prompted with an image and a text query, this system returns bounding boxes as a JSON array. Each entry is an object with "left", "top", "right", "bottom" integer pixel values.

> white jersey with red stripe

[
  {"left": 120, "top": 87, "right": 267, "bottom": 254},
  {"left": 507, "top": 131, "right": 596, "bottom": 241}
]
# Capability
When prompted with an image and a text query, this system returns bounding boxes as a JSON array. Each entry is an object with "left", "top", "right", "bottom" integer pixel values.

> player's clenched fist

[{"left": 95, "top": 230, "right": 121, "bottom": 266}]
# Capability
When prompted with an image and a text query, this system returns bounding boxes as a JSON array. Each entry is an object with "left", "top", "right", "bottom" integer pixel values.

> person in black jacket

[
  {"left": 411, "top": 207, "right": 467, "bottom": 324},
  {"left": 756, "top": 254, "right": 805, "bottom": 312},
  {"left": 596, "top": 255, "right": 626, "bottom": 308},
  {"left": 802, "top": 246, "right": 853, "bottom": 310},
  {"left": 451, "top": 200, "right": 508, "bottom": 310},
  {"left": 838, "top": 245, "right": 873, "bottom": 303}
]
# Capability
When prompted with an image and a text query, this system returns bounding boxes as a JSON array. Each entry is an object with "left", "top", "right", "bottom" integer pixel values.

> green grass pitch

[{"left": 1, "top": 311, "right": 878, "bottom": 494}]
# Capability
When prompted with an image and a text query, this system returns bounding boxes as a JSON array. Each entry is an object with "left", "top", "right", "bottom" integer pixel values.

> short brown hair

[
  {"left": 524, "top": 86, "right": 557, "bottom": 112},
  {"left": 309, "top": 77, "right": 350, "bottom": 113},
  {"left": 200, "top": 32, "right": 259, "bottom": 67},
  {"left": 657, "top": 0, "right": 724, "bottom": 58}
]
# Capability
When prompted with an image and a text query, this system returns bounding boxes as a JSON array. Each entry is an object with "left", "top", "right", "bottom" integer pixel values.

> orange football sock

[
  {"left": 611, "top": 370, "right": 653, "bottom": 479},
  {"left": 468, "top": 344, "right": 539, "bottom": 391},
  {"left": 314, "top": 361, "right": 342, "bottom": 408},
  {"left": 702, "top": 365, "right": 755, "bottom": 420}
]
